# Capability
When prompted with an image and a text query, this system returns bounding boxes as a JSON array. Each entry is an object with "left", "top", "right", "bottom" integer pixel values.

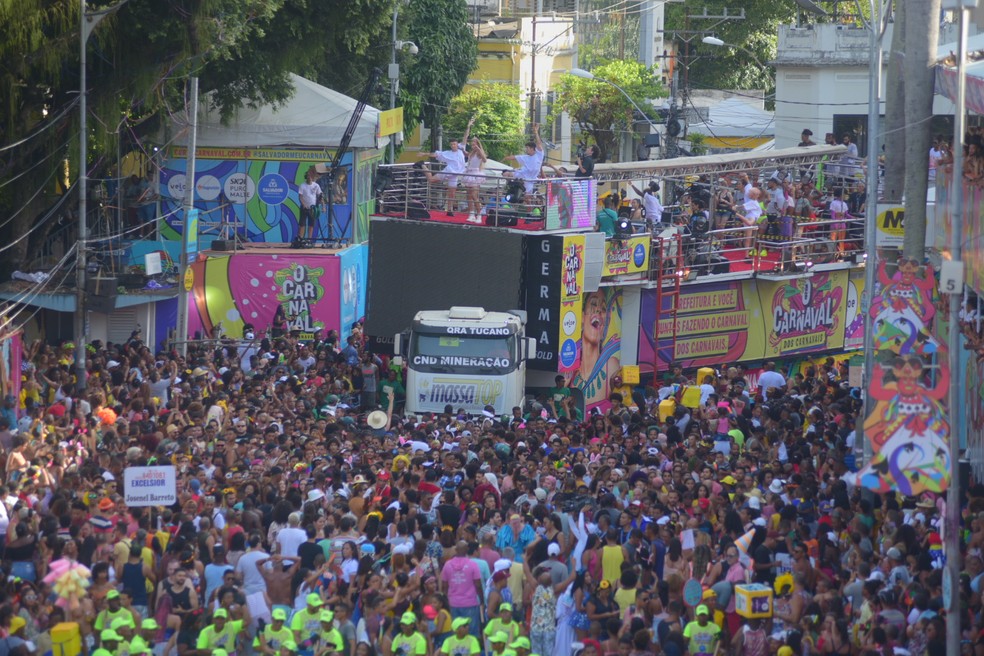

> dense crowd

[{"left": 0, "top": 327, "right": 969, "bottom": 656}]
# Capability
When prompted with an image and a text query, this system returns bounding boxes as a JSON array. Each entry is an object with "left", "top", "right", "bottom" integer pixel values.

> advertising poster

[
  {"left": 160, "top": 147, "right": 354, "bottom": 244},
  {"left": 188, "top": 253, "right": 341, "bottom": 340},
  {"left": 603, "top": 235, "right": 650, "bottom": 277},
  {"left": 844, "top": 269, "right": 866, "bottom": 350},
  {"left": 938, "top": 171, "right": 984, "bottom": 295},
  {"left": 123, "top": 466, "right": 177, "bottom": 507},
  {"left": 856, "top": 257, "right": 950, "bottom": 496},
  {"left": 524, "top": 235, "right": 564, "bottom": 372},
  {"left": 558, "top": 235, "right": 586, "bottom": 373},
  {"left": 338, "top": 244, "right": 368, "bottom": 342},
  {"left": 545, "top": 179, "right": 597, "bottom": 230},
  {"left": 562, "top": 288, "right": 623, "bottom": 410},
  {"left": 637, "top": 272, "right": 850, "bottom": 373},
  {"left": 875, "top": 204, "right": 906, "bottom": 248}
]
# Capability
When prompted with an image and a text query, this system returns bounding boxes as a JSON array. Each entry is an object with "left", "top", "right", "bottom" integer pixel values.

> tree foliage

[
  {"left": 0, "top": 0, "right": 396, "bottom": 275},
  {"left": 400, "top": 0, "right": 477, "bottom": 151},
  {"left": 550, "top": 60, "right": 665, "bottom": 163},
  {"left": 443, "top": 83, "right": 525, "bottom": 162},
  {"left": 665, "top": 0, "right": 797, "bottom": 95}
]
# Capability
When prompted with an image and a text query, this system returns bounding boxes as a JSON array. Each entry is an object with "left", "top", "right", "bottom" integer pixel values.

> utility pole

[
  {"left": 175, "top": 77, "right": 199, "bottom": 357},
  {"left": 858, "top": 0, "right": 887, "bottom": 468},
  {"left": 76, "top": 0, "right": 131, "bottom": 387},
  {"left": 945, "top": 6, "right": 973, "bottom": 654}
]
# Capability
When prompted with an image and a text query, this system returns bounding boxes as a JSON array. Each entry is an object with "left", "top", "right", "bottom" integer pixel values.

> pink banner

[{"left": 189, "top": 253, "right": 340, "bottom": 339}]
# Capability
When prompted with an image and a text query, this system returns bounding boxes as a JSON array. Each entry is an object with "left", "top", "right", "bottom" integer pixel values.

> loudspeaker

[
  {"left": 709, "top": 254, "right": 730, "bottom": 274},
  {"left": 406, "top": 202, "right": 430, "bottom": 221},
  {"left": 212, "top": 240, "right": 235, "bottom": 251}
]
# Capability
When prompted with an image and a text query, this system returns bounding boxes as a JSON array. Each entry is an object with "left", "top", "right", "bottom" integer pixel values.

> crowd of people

[{"left": 0, "top": 326, "right": 969, "bottom": 656}]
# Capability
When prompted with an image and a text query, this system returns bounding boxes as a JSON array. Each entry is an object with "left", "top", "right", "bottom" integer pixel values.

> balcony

[{"left": 776, "top": 24, "right": 874, "bottom": 68}]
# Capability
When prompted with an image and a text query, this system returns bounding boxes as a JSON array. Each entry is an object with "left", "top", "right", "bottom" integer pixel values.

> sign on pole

[{"left": 123, "top": 466, "right": 178, "bottom": 507}]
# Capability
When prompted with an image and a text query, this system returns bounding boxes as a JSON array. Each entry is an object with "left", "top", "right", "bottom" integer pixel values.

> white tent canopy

[{"left": 171, "top": 73, "right": 387, "bottom": 150}]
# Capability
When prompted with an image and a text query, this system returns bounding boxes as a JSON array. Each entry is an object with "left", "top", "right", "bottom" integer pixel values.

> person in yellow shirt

[
  {"left": 291, "top": 593, "right": 325, "bottom": 646},
  {"left": 129, "top": 618, "right": 158, "bottom": 656},
  {"left": 391, "top": 612, "right": 428, "bottom": 656},
  {"left": 485, "top": 631, "right": 509, "bottom": 656},
  {"left": 256, "top": 608, "right": 294, "bottom": 655},
  {"left": 441, "top": 618, "right": 481, "bottom": 656},
  {"left": 111, "top": 615, "right": 137, "bottom": 655},
  {"left": 314, "top": 609, "right": 345, "bottom": 656},
  {"left": 483, "top": 604, "right": 520, "bottom": 650},
  {"left": 196, "top": 608, "right": 244, "bottom": 652}
]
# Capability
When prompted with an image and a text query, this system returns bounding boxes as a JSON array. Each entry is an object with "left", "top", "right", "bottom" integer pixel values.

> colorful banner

[
  {"left": 857, "top": 257, "right": 950, "bottom": 496},
  {"left": 563, "top": 288, "right": 623, "bottom": 410},
  {"left": 603, "top": 235, "right": 650, "bottom": 277},
  {"left": 377, "top": 107, "right": 404, "bottom": 137},
  {"left": 558, "top": 235, "right": 586, "bottom": 373},
  {"left": 844, "top": 269, "right": 865, "bottom": 350},
  {"left": 338, "top": 244, "right": 368, "bottom": 342},
  {"left": 188, "top": 252, "right": 341, "bottom": 340},
  {"left": 545, "top": 178, "right": 597, "bottom": 230},
  {"left": 160, "top": 147, "right": 355, "bottom": 244},
  {"left": 524, "top": 235, "right": 564, "bottom": 371},
  {"left": 937, "top": 170, "right": 984, "bottom": 296},
  {"left": 637, "top": 272, "right": 850, "bottom": 373}
]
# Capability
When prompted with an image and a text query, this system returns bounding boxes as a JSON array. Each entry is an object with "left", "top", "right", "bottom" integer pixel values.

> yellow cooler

[
  {"left": 658, "top": 398, "right": 676, "bottom": 422},
  {"left": 697, "top": 367, "right": 716, "bottom": 384},
  {"left": 50, "top": 622, "right": 82, "bottom": 656},
  {"left": 734, "top": 583, "right": 773, "bottom": 618}
]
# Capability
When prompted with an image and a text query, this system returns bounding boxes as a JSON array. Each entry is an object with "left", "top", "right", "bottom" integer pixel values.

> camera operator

[{"left": 575, "top": 145, "right": 598, "bottom": 179}]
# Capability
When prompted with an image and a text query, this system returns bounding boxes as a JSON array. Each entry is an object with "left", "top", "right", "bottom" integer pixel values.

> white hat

[
  {"left": 746, "top": 496, "right": 761, "bottom": 510},
  {"left": 106, "top": 360, "right": 121, "bottom": 369},
  {"left": 307, "top": 489, "right": 325, "bottom": 504},
  {"left": 534, "top": 488, "right": 547, "bottom": 501},
  {"left": 101, "top": 471, "right": 116, "bottom": 482},
  {"left": 752, "top": 517, "right": 767, "bottom": 527},
  {"left": 493, "top": 559, "right": 512, "bottom": 574},
  {"left": 367, "top": 411, "right": 388, "bottom": 430},
  {"left": 656, "top": 516, "right": 671, "bottom": 526},
  {"left": 547, "top": 543, "right": 561, "bottom": 557},
  {"left": 769, "top": 480, "right": 784, "bottom": 495}
]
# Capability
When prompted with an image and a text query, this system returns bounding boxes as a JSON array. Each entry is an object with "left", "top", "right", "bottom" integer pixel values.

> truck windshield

[{"left": 408, "top": 333, "right": 518, "bottom": 375}]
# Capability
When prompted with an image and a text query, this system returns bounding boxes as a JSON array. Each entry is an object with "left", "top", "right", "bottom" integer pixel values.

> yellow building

[{"left": 397, "top": 16, "right": 576, "bottom": 163}]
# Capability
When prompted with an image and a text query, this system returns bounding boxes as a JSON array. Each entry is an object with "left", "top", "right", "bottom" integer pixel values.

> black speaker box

[{"left": 212, "top": 240, "right": 235, "bottom": 251}]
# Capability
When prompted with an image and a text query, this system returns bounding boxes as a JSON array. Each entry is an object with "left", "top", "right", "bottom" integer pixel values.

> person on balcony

[
  {"left": 629, "top": 180, "right": 664, "bottom": 231},
  {"left": 595, "top": 194, "right": 618, "bottom": 238},
  {"left": 430, "top": 138, "right": 468, "bottom": 216},
  {"left": 504, "top": 124, "right": 545, "bottom": 203},
  {"left": 735, "top": 187, "right": 765, "bottom": 257},
  {"left": 461, "top": 118, "right": 488, "bottom": 223}
]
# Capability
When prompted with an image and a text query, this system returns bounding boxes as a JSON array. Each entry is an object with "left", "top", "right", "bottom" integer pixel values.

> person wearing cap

[
  {"left": 111, "top": 614, "right": 137, "bottom": 650},
  {"left": 442, "top": 617, "right": 481, "bottom": 656},
  {"left": 292, "top": 592, "right": 327, "bottom": 646},
  {"left": 485, "top": 630, "right": 510, "bottom": 656},
  {"left": 197, "top": 607, "right": 245, "bottom": 652},
  {"left": 682, "top": 604, "right": 720, "bottom": 655},
  {"left": 310, "top": 609, "right": 345, "bottom": 656},
  {"left": 482, "top": 602, "right": 520, "bottom": 651},
  {"left": 129, "top": 618, "right": 159, "bottom": 656},
  {"left": 255, "top": 607, "right": 294, "bottom": 655},
  {"left": 391, "top": 612, "right": 427, "bottom": 656},
  {"left": 94, "top": 589, "right": 132, "bottom": 639},
  {"left": 99, "top": 629, "right": 124, "bottom": 654}
]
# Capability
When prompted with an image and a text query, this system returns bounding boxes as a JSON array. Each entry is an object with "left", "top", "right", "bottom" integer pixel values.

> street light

[
  {"left": 701, "top": 36, "right": 768, "bottom": 70},
  {"left": 389, "top": 1, "right": 418, "bottom": 164}
]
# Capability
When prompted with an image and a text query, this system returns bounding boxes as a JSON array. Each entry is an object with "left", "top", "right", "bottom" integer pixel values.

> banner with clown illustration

[
  {"left": 187, "top": 252, "right": 351, "bottom": 341},
  {"left": 857, "top": 257, "right": 950, "bottom": 496}
]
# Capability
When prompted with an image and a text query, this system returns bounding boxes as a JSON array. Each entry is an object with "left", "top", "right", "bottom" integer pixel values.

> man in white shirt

[
  {"left": 737, "top": 187, "right": 764, "bottom": 255},
  {"left": 275, "top": 512, "right": 307, "bottom": 557},
  {"left": 298, "top": 167, "right": 322, "bottom": 241},
  {"left": 432, "top": 139, "right": 467, "bottom": 215},
  {"left": 235, "top": 534, "right": 270, "bottom": 596},
  {"left": 505, "top": 124, "right": 545, "bottom": 197},
  {"left": 631, "top": 180, "right": 665, "bottom": 228},
  {"left": 756, "top": 361, "right": 786, "bottom": 399}
]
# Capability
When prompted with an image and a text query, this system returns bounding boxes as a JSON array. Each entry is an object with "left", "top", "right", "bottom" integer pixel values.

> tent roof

[
  {"left": 689, "top": 96, "right": 775, "bottom": 139},
  {"left": 172, "top": 73, "right": 386, "bottom": 150}
]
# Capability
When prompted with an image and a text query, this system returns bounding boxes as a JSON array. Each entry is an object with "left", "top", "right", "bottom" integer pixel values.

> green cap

[
  {"left": 510, "top": 637, "right": 531, "bottom": 650},
  {"left": 272, "top": 608, "right": 288, "bottom": 621},
  {"left": 100, "top": 630, "right": 122, "bottom": 642},
  {"left": 320, "top": 610, "right": 335, "bottom": 623},
  {"left": 306, "top": 592, "right": 324, "bottom": 607},
  {"left": 401, "top": 611, "right": 417, "bottom": 625},
  {"left": 452, "top": 617, "right": 470, "bottom": 630},
  {"left": 213, "top": 608, "right": 229, "bottom": 619},
  {"left": 696, "top": 604, "right": 709, "bottom": 616},
  {"left": 490, "top": 631, "right": 509, "bottom": 644}
]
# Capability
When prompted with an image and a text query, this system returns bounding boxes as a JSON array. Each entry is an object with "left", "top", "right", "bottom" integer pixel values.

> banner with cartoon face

[{"left": 856, "top": 257, "right": 951, "bottom": 496}]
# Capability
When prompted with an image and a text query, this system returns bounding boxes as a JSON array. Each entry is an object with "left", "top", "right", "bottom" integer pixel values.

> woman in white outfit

[{"left": 463, "top": 124, "right": 487, "bottom": 223}]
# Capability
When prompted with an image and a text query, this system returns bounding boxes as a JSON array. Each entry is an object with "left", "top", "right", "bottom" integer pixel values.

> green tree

[
  {"left": 400, "top": 0, "right": 477, "bottom": 151},
  {"left": 665, "top": 0, "right": 797, "bottom": 95},
  {"left": 0, "top": 0, "right": 396, "bottom": 275},
  {"left": 550, "top": 60, "right": 665, "bottom": 163},
  {"left": 443, "top": 83, "right": 525, "bottom": 162}
]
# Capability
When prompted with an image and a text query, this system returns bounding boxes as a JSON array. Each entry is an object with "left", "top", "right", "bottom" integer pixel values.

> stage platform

[{"left": 374, "top": 210, "right": 546, "bottom": 231}]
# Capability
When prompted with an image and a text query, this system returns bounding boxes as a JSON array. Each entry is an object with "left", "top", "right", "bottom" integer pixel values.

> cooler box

[
  {"left": 697, "top": 367, "right": 716, "bottom": 384},
  {"left": 50, "top": 622, "right": 82, "bottom": 656},
  {"left": 621, "top": 365, "right": 640, "bottom": 385},
  {"left": 734, "top": 584, "right": 773, "bottom": 619},
  {"left": 680, "top": 386, "right": 701, "bottom": 409},
  {"left": 658, "top": 398, "right": 676, "bottom": 422}
]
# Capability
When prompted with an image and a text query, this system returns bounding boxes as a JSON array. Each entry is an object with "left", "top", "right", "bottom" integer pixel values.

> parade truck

[{"left": 394, "top": 307, "right": 536, "bottom": 416}]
